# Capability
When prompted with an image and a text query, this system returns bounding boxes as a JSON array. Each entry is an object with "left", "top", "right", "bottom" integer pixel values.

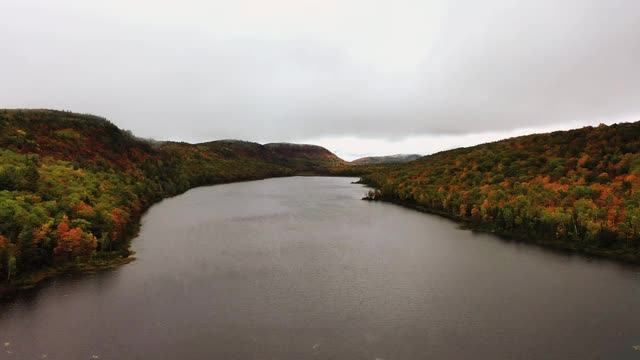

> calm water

[{"left": 1, "top": 177, "right": 640, "bottom": 359}]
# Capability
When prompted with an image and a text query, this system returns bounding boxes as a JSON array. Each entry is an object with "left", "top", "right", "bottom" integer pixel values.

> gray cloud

[{"left": 1, "top": 0, "right": 639, "bottom": 144}]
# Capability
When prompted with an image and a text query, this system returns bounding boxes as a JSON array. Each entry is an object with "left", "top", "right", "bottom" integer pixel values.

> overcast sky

[{"left": 2, "top": 0, "right": 640, "bottom": 160}]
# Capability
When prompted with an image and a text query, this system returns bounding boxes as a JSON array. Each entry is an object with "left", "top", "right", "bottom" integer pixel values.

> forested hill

[
  {"left": 361, "top": 122, "right": 640, "bottom": 262},
  {"left": 352, "top": 154, "right": 422, "bottom": 165},
  {"left": 200, "top": 140, "right": 345, "bottom": 173},
  {"left": 0, "top": 109, "right": 349, "bottom": 289}
]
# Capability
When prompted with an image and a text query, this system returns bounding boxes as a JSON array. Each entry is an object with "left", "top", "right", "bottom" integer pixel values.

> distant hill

[
  {"left": 361, "top": 122, "right": 640, "bottom": 263},
  {"left": 197, "top": 140, "right": 345, "bottom": 173},
  {"left": 352, "top": 154, "right": 422, "bottom": 164},
  {"left": 0, "top": 109, "right": 354, "bottom": 290},
  {"left": 264, "top": 143, "right": 345, "bottom": 173}
]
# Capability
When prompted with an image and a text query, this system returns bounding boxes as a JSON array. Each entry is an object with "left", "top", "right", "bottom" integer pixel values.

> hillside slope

[
  {"left": 361, "top": 122, "right": 640, "bottom": 262},
  {"left": 0, "top": 109, "right": 351, "bottom": 290}
]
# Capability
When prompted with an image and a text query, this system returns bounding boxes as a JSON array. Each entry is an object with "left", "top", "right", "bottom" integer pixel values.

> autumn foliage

[
  {"left": 361, "top": 122, "right": 640, "bottom": 261},
  {"left": 0, "top": 109, "right": 350, "bottom": 283}
]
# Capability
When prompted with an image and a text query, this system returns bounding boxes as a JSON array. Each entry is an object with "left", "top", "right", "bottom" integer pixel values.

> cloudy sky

[{"left": 2, "top": 0, "right": 639, "bottom": 160}]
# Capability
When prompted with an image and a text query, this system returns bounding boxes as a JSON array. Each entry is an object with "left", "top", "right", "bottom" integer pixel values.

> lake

[{"left": 1, "top": 177, "right": 639, "bottom": 359}]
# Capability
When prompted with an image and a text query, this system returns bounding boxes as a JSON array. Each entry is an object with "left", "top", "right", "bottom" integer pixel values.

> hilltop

[
  {"left": 361, "top": 122, "right": 640, "bottom": 263},
  {"left": 196, "top": 140, "right": 344, "bottom": 173}
]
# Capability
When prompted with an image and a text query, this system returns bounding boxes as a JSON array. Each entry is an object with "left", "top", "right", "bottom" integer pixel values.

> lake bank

[
  {"left": 0, "top": 254, "right": 135, "bottom": 298},
  {"left": 361, "top": 195, "right": 640, "bottom": 266},
  {"left": 0, "top": 173, "right": 317, "bottom": 296}
]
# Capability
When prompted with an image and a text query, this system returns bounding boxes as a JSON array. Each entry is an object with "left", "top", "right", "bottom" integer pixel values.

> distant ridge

[{"left": 352, "top": 154, "right": 422, "bottom": 165}]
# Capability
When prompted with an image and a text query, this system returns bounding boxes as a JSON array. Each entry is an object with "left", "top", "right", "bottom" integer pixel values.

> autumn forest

[
  {"left": 361, "top": 122, "right": 640, "bottom": 263},
  {"left": 1, "top": 109, "right": 640, "bottom": 291},
  {"left": 0, "top": 109, "right": 349, "bottom": 289}
]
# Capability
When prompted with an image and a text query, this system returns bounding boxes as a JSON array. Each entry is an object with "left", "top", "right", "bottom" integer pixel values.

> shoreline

[
  {"left": 1, "top": 175, "right": 292, "bottom": 296},
  {"left": 362, "top": 196, "right": 640, "bottom": 266},
  {"left": 0, "top": 255, "right": 135, "bottom": 298},
  {"left": 1, "top": 174, "right": 360, "bottom": 297}
]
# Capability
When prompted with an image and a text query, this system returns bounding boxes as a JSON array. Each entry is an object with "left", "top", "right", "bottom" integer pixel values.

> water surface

[{"left": 2, "top": 177, "right": 639, "bottom": 359}]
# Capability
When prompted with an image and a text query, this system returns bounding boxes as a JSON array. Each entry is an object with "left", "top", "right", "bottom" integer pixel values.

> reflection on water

[{"left": 1, "top": 177, "right": 639, "bottom": 359}]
